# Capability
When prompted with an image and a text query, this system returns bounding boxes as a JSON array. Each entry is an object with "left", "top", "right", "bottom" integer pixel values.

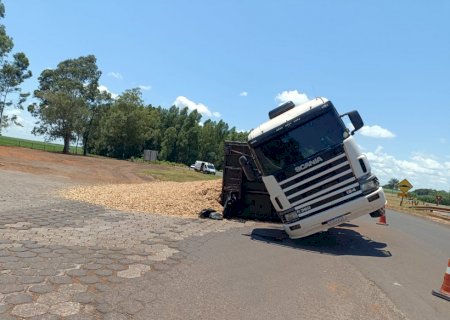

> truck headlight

[
  {"left": 360, "top": 176, "right": 380, "bottom": 195},
  {"left": 284, "top": 211, "right": 298, "bottom": 222}
]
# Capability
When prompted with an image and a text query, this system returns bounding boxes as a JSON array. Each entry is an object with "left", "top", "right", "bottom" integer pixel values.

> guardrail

[{"left": 410, "top": 205, "right": 450, "bottom": 213}]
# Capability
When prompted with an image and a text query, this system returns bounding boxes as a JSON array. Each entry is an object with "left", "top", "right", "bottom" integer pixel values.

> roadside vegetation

[
  {"left": 383, "top": 178, "right": 450, "bottom": 206},
  {"left": 0, "top": 1, "right": 32, "bottom": 135},
  {"left": 141, "top": 167, "right": 220, "bottom": 182},
  {"left": 0, "top": 135, "right": 83, "bottom": 154}
]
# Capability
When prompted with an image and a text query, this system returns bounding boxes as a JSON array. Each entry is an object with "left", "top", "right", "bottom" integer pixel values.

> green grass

[
  {"left": 130, "top": 157, "right": 187, "bottom": 168},
  {"left": 383, "top": 187, "right": 401, "bottom": 195},
  {"left": 142, "top": 167, "right": 221, "bottom": 182},
  {"left": 0, "top": 135, "right": 83, "bottom": 154}
]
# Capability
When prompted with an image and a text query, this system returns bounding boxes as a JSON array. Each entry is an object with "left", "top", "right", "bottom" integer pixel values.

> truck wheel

[{"left": 370, "top": 208, "right": 384, "bottom": 218}]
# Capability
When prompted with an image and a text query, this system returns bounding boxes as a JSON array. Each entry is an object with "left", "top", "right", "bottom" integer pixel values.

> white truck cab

[{"left": 244, "top": 97, "right": 386, "bottom": 239}]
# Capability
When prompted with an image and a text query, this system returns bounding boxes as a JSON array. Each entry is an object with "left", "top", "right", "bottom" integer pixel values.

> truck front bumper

[{"left": 283, "top": 187, "right": 386, "bottom": 239}]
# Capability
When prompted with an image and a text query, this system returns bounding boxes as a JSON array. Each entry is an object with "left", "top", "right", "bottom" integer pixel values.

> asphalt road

[
  {"left": 1, "top": 168, "right": 449, "bottom": 319},
  {"left": 343, "top": 210, "right": 450, "bottom": 320},
  {"left": 140, "top": 210, "right": 450, "bottom": 320}
]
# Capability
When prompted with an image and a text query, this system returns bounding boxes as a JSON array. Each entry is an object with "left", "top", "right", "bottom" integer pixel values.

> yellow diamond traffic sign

[{"left": 398, "top": 179, "right": 413, "bottom": 193}]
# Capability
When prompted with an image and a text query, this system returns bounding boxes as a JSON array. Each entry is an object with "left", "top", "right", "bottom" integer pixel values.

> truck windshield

[{"left": 253, "top": 109, "right": 347, "bottom": 175}]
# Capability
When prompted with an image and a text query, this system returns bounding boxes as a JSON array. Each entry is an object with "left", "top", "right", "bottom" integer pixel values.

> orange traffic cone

[
  {"left": 377, "top": 212, "right": 388, "bottom": 225},
  {"left": 432, "top": 259, "right": 450, "bottom": 301}
]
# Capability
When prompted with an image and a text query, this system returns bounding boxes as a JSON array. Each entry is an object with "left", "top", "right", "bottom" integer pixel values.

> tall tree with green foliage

[
  {"left": 175, "top": 108, "right": 201, "bottom": 164},
  {"left": 227, "top": 127, "right": 248, "bottom": 142},
  {"left": 159, "top": 126, "right": 178, "bottom": 161},
  {"left": 98, "top": 88, "right": 148, "bottom": 159},
  {"left": 82, "top": 90, "right": 112, "bottom": 156},
  {"left": 383, "top": 178, "right": 399, "bottom": 190},
  {"left": 198, "top": 119, "right": 216, "bottom": 163},
  {"left": 0, "top": 1, "right": 32, "bottom": 134},
  {"left": 84, "top": 96, "right": 249, "bottom": 167},
  {"left": 143, "top": 105, "right": 162, "bottom": 150},
  {"left": 28, "top": 55, "right": 101, "bottom": 153}
]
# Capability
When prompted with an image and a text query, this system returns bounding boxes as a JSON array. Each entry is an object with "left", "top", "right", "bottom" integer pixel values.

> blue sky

[{"left": 2, "top": 0, "right": 450, "bottom": 190}]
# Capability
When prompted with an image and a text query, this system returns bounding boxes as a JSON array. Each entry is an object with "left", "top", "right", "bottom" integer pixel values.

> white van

[{"left": 194, "top": 160, "right": 216, "bottom": 175}]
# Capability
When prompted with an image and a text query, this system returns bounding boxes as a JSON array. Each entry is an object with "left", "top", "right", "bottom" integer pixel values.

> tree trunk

[
  {"left": 82, "top": 132, "right": 90, "bottom": 156},
  {"left": 83, "top": 112, "right": 97, "bottom": 156},
  {"left": 63, "top": 134, "right": 71, "bottom": 154},
  {"left": 0, "top": 107, "right": 4, "bottom": 136}
]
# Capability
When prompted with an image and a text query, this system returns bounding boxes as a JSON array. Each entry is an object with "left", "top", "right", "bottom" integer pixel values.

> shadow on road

[{"left": 248, "top": 225, "right": 391, "bottom": 258}]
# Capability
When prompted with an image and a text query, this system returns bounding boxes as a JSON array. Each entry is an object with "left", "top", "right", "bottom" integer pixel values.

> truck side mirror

[
  {"left": 341, "top": 110, "right": 364, "bottom": 135},
  {"left": 239, "top": 156, "right": 256, "bottom": 181}
]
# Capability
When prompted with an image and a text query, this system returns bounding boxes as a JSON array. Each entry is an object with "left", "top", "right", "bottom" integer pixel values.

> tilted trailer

[{"left": 220, "top": 141, "right": 280, "bottom": 222}]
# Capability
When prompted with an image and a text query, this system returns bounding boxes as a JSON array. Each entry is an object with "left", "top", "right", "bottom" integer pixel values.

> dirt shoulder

[
  {"left": 385, "top": 193, "right": 450, "bottom": 226},
  {"left": 0, "top": 146, "right": 223, "bottom": 218},
  {"left": 0, "top": 146, "right": 155, "bottom": 184}
]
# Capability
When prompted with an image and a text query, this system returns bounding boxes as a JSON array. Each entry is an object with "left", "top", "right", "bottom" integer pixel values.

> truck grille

[{"left": 278, "top": 148, "right": 361, "bottom": 223}]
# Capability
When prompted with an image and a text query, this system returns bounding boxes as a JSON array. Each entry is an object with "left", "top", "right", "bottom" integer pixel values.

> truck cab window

[{"left": 254, "top": 109, "right": 346, "bottom": 176}]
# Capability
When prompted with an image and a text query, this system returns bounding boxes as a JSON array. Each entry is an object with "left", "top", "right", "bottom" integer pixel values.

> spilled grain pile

[{"left": 61, "top": 180, "right": 223, "bottom": 217}]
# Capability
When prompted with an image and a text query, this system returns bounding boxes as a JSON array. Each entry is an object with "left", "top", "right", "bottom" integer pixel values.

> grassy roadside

[
  {"left": 141, "top": 167, "right": 221, "bottom": 182},
  {"left": 0, "top": 135, "right": 83, "bottom": 154},
  {"left": 385, "top": 192, "right": 450, "bottom": 225}
]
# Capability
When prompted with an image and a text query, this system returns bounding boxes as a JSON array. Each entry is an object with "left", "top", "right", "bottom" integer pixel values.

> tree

[
  {"left": 98, "top": 88, "right": 148, "bottom": 159},
  {"left": 383, "top": 178, "right": 399, "bottom": 190},
  {"left": 142, "top": 105, "right": 162, "bottom": 151},
  {"left": 28, "top": 55, "right": 101, "bottom": 153},
  {"left": 175, "top": 109, "right": 200, "bottom": 164},
  {"left": 82, "top": 90, "right": 112, "bottom": 156},
  {"left": 159, "top": 127, "right": 177, "bottom": 161},
  {"left": 227, "top": 127, "right": 248, "bottom": 142},
  {"left": 0, "top": 1, "right": 32, "bottom": 134}
]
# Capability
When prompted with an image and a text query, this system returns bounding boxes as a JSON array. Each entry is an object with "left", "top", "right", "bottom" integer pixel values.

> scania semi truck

[{"left": 239, "top": 97, "right": 386, "bottom": 239}]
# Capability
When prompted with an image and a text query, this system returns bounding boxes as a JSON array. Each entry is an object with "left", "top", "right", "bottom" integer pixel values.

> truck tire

[{"left": 369, "top": 208, "right": 384, "bottom": 218}]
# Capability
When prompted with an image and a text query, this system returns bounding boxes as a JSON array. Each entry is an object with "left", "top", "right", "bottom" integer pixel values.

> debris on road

[
  {"left": 199, "top": 208, "right": 223, "bottom": 220},
  {"left": 61, "top": 180, "right": 223, "bottom": 217}
]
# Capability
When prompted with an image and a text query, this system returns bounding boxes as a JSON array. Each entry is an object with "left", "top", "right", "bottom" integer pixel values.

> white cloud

[
  {"left": 98, "top": 85, "right": 118, "bottom": 99},
  {"left": 138, "top": 85, "right": 152, "bottom": 91},
  {"left": 3, "top": 109, "right": 37, "bottom": 139},
  {"left": 107, "top": 72, "right": 123, "bottom": 80},
  {"left": 239, "top": 91, "right": 248, "bottom": 97},
  {"left": 4, "top": 109, "right": 25, "bottom": 128},
  {"left": 173, "top": 96, "right": 220, "bottom": 118},
  {"left": 365, "top": 148, "right": 450, "bottom": 189},
  {"left": 375, "top": 145, "right": 384, "bottom": 154},
  {"left": 275, "top": 90, "right": 309, "bottom": 106},
  {"left": 411, "top": 154, "right": 441, "bottom": 170},
  {"left": 360, "top": 125, "right": 395, "bottom": 138},
  {"left": 5, "top": 108, "right": 23, "bottom": 118}
]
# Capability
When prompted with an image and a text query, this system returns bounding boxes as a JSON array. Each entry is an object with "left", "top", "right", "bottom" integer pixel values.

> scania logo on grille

[{"left": 294, "top": 157, "right": 323, "bottom": 173}]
